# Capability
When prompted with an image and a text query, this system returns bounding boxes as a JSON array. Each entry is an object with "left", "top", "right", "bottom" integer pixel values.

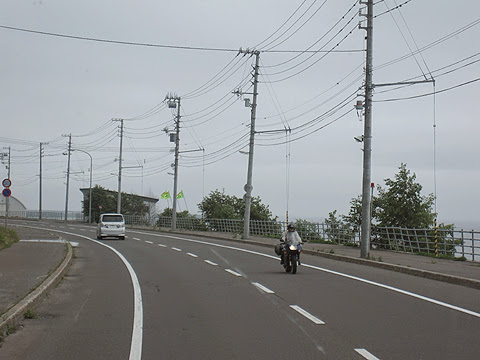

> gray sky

[{"left": 1, "top": 0, "right": 479, "bottom": 229}]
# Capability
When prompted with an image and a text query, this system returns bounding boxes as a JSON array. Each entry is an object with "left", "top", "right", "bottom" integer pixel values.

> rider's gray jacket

[{"left": 281, "top": 230, "right": 303, "bottom": 246}]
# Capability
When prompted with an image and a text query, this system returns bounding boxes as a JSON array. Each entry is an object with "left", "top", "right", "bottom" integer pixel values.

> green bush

[{"left": 0, "top": 227, "right": 19, "bottom": 251}]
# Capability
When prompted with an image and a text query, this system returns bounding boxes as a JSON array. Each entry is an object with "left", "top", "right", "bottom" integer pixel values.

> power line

[
  {"left": 0, "top": 24, "right": 364, "bottom": 55},
  {"left": 375, "top": 76, "right": 480, "bottom": 102},
  {"left": 0, "top": 25, "right": 239, "bottom": 52}
]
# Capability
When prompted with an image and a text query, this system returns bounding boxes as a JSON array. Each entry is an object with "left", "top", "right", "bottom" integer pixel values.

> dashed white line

[
  {"left": 187, "top": 253, "right": 198, "bottom": 258},
  {"left": 290, "top": 305, "right": 325, "bottom": 325},
  {"left": 172, "top": 247, "right": 182, "bottom": 252},
  {"left": 204, "top": 260, "right": 218, "bottom": 266},
  {"left": 145, "top": 241, "right": 153, "bottom": 244},
  {"left": 133, "top": 238, "right": 141, "bottom": 241},
  {"left": 354, "top": 349, "right": 381, "bottom": 360},
  {"left": 252, "top": 282, "right": 275, "bottom": 294},
  {"left": 225, "top": 269, "right": 242, "bottom": 277},
  {"left": 158, "top": 244, "right": 167, "bottom": 247}
]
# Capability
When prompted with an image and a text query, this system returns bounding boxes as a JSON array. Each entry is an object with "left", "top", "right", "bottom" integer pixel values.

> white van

[{"left": 97, "top": 213, "right": 126, "bottom": 240}]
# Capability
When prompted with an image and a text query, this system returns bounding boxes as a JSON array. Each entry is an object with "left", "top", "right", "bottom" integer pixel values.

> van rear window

[{"left": 102, "top": 215, "right": 124, "bottom": 222}]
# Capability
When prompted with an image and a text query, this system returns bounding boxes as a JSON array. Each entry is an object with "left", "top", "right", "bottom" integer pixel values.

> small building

[
  {"left": 79, "top": 188, "right": 159, "bottom": 218},
  {"left": 0, "top": 195, "right": 27, "bottom": 217}
]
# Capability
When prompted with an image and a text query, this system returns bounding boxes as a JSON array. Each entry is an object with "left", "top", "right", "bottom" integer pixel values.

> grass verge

[{"left": 0, "top": 227, "right": 19, "bottom": 252}]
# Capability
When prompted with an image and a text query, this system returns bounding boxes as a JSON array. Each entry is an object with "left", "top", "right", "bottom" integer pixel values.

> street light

[{"left": 72, "top": 149, "right": 93, "bottom": 224}]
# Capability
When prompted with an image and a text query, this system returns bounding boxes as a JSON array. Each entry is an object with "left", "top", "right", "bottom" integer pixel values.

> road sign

[
  {"left": 2, "top": 188, "right": 11, "bottom": 197},
  {"left": 2, "top": 178, "right": 11, "bottom": 187}
]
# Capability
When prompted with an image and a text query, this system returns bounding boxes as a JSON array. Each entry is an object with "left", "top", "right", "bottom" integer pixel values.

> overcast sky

[{"left": 1, "top": 0, "right": 479, "bottom": 229}]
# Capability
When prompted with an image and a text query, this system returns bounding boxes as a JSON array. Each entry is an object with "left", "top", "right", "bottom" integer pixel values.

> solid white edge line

[
  {"left": 225, "top": 269, "right": 242, "bottom": 277},
  {"left": 17, "top": 225, "right": 143, "bottom": 360},
  {"left": 128, "top": 230, "right": 480, "bottom": 319},
  {"left": 290, "top": 305, "right": 325, "bottom": 325},
  {"left": 187, "top": 253, "right": 198, "bottom": 258},
  {"left": 252, "top": 282, "right": 275, "bottom": 294},
  {"left": 355, "top": 348, "right": 381, "bottom": 360},
  {"left": 204, "top": 260, "right": 218, "bottom": 266}
]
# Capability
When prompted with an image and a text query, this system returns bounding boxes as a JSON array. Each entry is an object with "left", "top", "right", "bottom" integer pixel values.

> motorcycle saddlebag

[{"left": 274, "top": 243, "right": 283, "bottom": 256}]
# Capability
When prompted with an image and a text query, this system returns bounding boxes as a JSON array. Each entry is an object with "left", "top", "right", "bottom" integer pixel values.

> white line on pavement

[
  {"left": 354, "top": 349, "right": 381, "bottom": 360},
  {"left": 290, "top": 305, "right": 325, "bottom": 325},
  {"left": 158, "top": 244, "right": 167, "bottom": 247},
  {"left": 18, "top": 226, "right": 144, "bottom": 360},
  {"left": 20, "top": 239, "right": 79, "bottom": 247},
  {"left": 225, "top": 269, "right": 242, "bottom": 277},
  {"left": 145, "top": 241, "right": 153, "bottom": 244},
  {"left": 172, "top": 247, "right": 182, "bottom": 252},
  {"left": 252, "top": 282, "right": 275, "bottom": 294},
  {"left": 133, "top": 238, "right": 141, "bottom": 241},
  {"left": 187, "top": 253, "right": 198, "bottom": 258},
  {"left": 204, "top": 260, "right": 218, "bottom": 266}
]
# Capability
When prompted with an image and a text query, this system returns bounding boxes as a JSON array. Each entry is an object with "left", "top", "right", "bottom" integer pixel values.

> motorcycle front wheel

[{"left": 291, "top": 254, "right": 298, "bottom": 274}]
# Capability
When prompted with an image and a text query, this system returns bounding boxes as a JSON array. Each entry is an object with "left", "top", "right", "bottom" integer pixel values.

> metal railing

[
  {"left": 5, "top": 211, "right": 479, "bottom": 261},
  {"left": 4, "top": 210, "right": 84, "bottom": 221},
  {"left": 372, "top": 226, "right": 480, "bottom": 261}
]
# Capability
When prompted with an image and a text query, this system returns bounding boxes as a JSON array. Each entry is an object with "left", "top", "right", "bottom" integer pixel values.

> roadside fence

[{"left": 5, "top": 211, "right": 478, "bottom": 261}]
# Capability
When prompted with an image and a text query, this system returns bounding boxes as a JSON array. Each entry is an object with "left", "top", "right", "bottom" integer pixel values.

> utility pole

[
  {"left": 72, "top": 149, "right": 93, "bottom": 224},
  {"left": 3, "top": 147, "right": 11, "bottom": 229},
  {"left": 64, "top": 134, "right": 72, "bottom": 222},
  {"left": 113, "top": 119, "right": 124, "bottom": 214},
  {"left": 238, "top": 49, "right": 260, "bottom": 240},
  {"left": 357, "top": 0, "right": 433, "bottom": 258},
  {"left": 359, "top": 0, "right": 374, "bottom": 258},
  {"left": 39, "top": 142, "right": 43, "bottom": 220},
  {"left": 165, "top": 94, "right": 181, "bottom": 231}
]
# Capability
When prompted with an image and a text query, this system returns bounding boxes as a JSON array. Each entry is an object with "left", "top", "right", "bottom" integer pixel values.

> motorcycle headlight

[{"left": 289, "top": 245, "right": 297, "bottom": 251}]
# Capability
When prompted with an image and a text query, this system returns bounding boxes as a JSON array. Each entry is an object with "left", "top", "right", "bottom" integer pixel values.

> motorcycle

[{"left": 275, "top": 242, "right": 301, "bottom": 274}]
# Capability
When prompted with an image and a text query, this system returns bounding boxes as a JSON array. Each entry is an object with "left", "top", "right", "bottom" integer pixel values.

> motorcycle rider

[{"left": 280, "top": 222, "right": 304, "bottom": 265}]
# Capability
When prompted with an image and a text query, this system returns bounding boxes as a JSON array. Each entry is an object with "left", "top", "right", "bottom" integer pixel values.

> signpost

[{"left": 2, "top": 178, "right": 11, "bottom": 229}]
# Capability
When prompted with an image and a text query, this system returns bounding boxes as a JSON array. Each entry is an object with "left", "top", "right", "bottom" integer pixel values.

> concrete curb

[
  {"left": 0, "top": 241, "right": 73, "bottom": 339},
  {"left": 149, "top": 227, "right": 480, "bottom": 290}
]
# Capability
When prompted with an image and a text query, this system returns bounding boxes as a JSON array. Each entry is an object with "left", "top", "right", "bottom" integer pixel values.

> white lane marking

[
  {"left": 290, "top": 305, "right": 325, "bottom": 325},
  {"left": 172, "top": 247, "right": 182, "bottom": 252},
  {"left": 225, "top": 269, "right": 242, "bottom": 277},
  {"left": 17, "top": 226, "right": 143, "bottom": 360},
  {"left": 133, "top": 238, "right": 141, "bottom": 241},
  {"left": 204, "top": 260, "right": 218, "bottom": 266},
  {"left": 129, "top": 230, "right": 480, "bottom": 319},
  {"left": 158, "top": 244, "right": 167, "bottom": 247},
  {"left": 20, "top": 239, "right": 79, "bottom": 247},
  {"left": 252, "top": 282, "right": 275, "bottom": 294},
  {"left": 302, "top": 264, "right": 480, "bottom": 319},
  {"left": 187, "top": 253, "right": 198, "bottom": 258},
  {"left": 21, "top": 239, "right": 65, "bottom": 243},
  {"left": 145, "top": 241, "right": 153, "bottom": 244},
  {"left": 355, "top": 348, "right": 381, "bottom": 360}
]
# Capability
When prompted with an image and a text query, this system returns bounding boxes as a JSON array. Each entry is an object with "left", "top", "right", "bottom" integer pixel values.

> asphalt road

[{"left": 2, "top": 221, "right": 480, "bottom": 360}]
